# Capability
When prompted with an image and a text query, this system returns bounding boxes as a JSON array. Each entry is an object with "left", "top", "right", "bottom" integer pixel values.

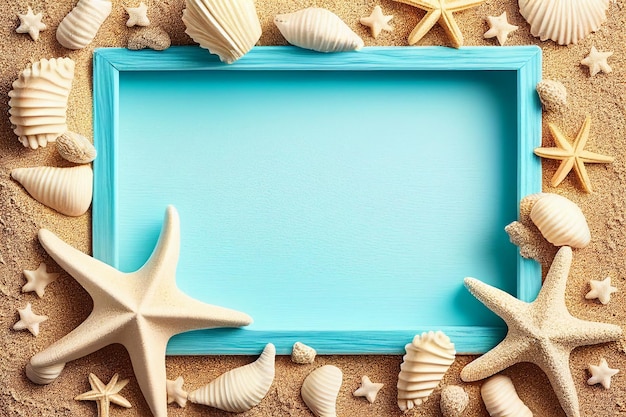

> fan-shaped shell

[
  {"left": 182, "top": 0, "right": 262, "bottom": 64},
  {"left": 188, "top": 343, "right": 275, "bottom": 412},
  {"left": 518, "top": 0, "right": 609, "bottom": 45},
  {"left": 274, "top": 8, "right": 364, "bottom": 53},
  {"left": 529, "top": 193, "right": 590, "bottom": 248},
  {"left": 397, "top": 331, "right": 456, "bottom": 411},
  {"left": 56, "top": 131, "right": 97, "bottom": 164},
  {"left": 11, "top": 165, "right": 93, "bottom": 217},
  {"left": 56, "top": 0, "right": 112, "bottom": 50},
  {"left": 481, "top": 375, "right": 533, "bottom": 417},
  {"left": 301, "top": 365, "right": 343, "bottom": 417},
  {"left": 440, "top": 385, "right": 469, "bottom": 417},
  {"left": 9, "top": 58, "right": 75, "bottom": 149}
]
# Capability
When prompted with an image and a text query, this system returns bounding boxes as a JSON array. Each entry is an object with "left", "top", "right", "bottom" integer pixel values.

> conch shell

[
  {"left": 9, "top": 57, "right": 75, "bottom": 149},
  {"left": 188, "top": 343, "right": 275, "bottom": 412},
  {"left": 301, "top": 365, "right": 343, "bottom": 417},
  {"left": 56, "top": 0, "right": 112, "bottom": 50},
  {"left": 481, "top": 374, "right": 533, "bottom": 417},
  {"left": 529, "top": 193, "right": 590, "bottom": 248},
  {"left": 56, "top": 131, "right": 97, "bottom": 164}
]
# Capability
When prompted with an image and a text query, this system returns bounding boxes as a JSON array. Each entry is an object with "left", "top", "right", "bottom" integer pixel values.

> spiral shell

[
  {"left": 440, "top": 385, "right": 469, "bottom": 417},
  {"left": 8, "top": 58, "right": 75, "bottom": 149},
  {"left": 274, "top": 8, "right": 364, "bottom": 53},
  {"left": 301, "top": 365, "right": 343, "bottom": 417},
  {"left": 536, "top": 80, "right": 567, "bottom": 113},
  {"left": 188, "top": 343, "right": 275, "bottom": 412},
  {"left": 56, "top": 0, "right": 112, "bottom": 50},
  {"left": 529, "top": 193, "right": 590, "bottom": 248},
  {"left": 182, "top": 0, "right": 262, "bottom": 64},
  {"left": 481, "top": 375, "right": 533, "bottom": 417},
  {"left": 56, "top": 131, "right": 97, "bottom": 164},
  {"left": 518, "top": 0, "right": 609, "bottom": 45},
  {"left": 11, "top": 165, "right": 93, "bottom": 217},
  {"left": 397, "top": 331, "right": 456, "bottom": 411}
]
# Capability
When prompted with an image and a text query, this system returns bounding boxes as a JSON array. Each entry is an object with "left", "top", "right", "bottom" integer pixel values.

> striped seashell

[
  {"left": 440, "top": 385, "right": 469, "bottom": 417},
  {"left": 529, "top": 193, "right": 590, "bottom": 248},
  {"left": 188, "top": 343, "right": 275, "bottom": 412},
  {"left": 56, "top": 131, "right": 97, "bottom": 164},
  {"left": 481, "top": 375, "right": 533, "bottom": 417},
  {"left": 182, "top": 0, "right": 262, "bottom": 64},
  {"left": 301, "top": 365, "right": 343, "bottom": 417},
  {"left": 11, "top": 165, "right": 93, "bottom": 217},
  {"left": 397, "top": 331, "right": 456, "bottom": 411},
  {"left": 9, "top": 58, "right": 75, "bottom": 149},
  {"left": 274, "top": 8, "right": 364, "bottom": 53},
  {"left": 56, "top": 0, "right": 112, "bottom": 50}
]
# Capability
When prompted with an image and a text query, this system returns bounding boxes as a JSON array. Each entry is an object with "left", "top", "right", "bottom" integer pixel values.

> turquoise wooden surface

[{"left": 92, "top": 46, "right": 542, "bottom": 355}]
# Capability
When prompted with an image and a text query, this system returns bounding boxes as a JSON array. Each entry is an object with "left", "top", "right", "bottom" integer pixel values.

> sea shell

[
  {"left": 56, "top": 0, "right": 112, "bottom": 50},
  {"left": 56, "top": 131, "right": 97, "bottom": 164},
  {"left": 188, "top": 343, "right": 275, "bottom": 412},
  {"left": 274, "top": 8, "right": 364, "bottom": 53},
  {"left": 481, "top": 375, "right": 533, "bottom": 417},
  {"left": 397, "top": 331, "right": 456, "bottom": 411},
  {"left": 182, "top": 0, "right": 262, "bottom": 64},
  {"left": 536, "top": 80, "right": 567, "bottom": 113},
  {"left": 292, "top": 341, "right": 317, "bottom": 364},
  {"left": 11, "top": 165, "right": 93, "bottom": 217},
  {"left": 127, "top": 26, "right": 171, "bottom": 51},
  {"left": 8, "top": 57, "right": 75, "bottom": 149},
  {"left": 440, "top": 385, "right": 469, "bottom": 417},
  {"left": 301, "top": 365, "right": 343, "bottom": 417},
  {"left": 529, "top": 193, "right": 590, "bottom": 248},
  {"left": 518, "top": 0, "right": 609, "bottom": 45}
]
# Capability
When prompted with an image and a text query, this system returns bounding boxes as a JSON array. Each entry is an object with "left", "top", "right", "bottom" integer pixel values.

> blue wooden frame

[{"left": 93, "top": 46, "right": 542, "bottom": 355}]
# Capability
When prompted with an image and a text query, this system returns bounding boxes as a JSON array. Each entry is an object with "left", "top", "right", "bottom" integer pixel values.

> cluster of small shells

[{"left": 480, "top": 375, "right": 533, "bottom": 417}]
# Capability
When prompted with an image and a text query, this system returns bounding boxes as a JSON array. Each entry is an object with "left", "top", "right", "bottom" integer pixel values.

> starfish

[
  {"left": 461, "top": 246, "right": 623, "bottom": 417},
  {"left": 360, "top": 5, "right": 394, "bottom": 38},
  {"left": 16, "top": 7, "right": 47, "bottom": 41},
  {"left": 166, "top": 376, "right": 188, "bottom": 407},
  {"left": 587, "top": 358, "right": 619, "bottom": 389},
  {"left": 534, "top": 115, "right": 614, "bottom": 193},
  {"left": 22, "top": 262, "right": 60, "bottom": 298},
  {"left": 585, "top": 277, "right": 618, "bottom": 305},
  {"left": 25, "top": 206, "right": 252, "bottom": 417},
  {"left": 392, "top": 0, "right": 485, "bottom": 48},
  {"left": 75, "top": 373, "right": 131, "bottom": 417},
  {"left": 353, "top": 375, "right": 384, "bottom": 403},
  {"left": 483, "top": 12, "right": 517, "bottom": 45},
  {"left": 13, "top": 302, "right": 48, "bottom": 336},
  {"left": 125, "top": 2, "right": 150, "bottom": 27},
  {"left": 581, "top": 46, "right": 613, "bottom": 77}
]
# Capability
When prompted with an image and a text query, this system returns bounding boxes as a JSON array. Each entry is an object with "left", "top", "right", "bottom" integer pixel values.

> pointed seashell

[
  {"left": 188, "top": 343, "right": 275, "bottom": 412},
  {"left": 536, "top": 80, "right": 567, "bottom": 113},
  {"left": 182, "top": 0, "right": 262, "bottom": 64},
  {"left": 529, "top": 193, "right": 590, "bottom": 248},
  {"left": 397, "top": 331, "right": 456, "bottom": 411},
  {"left": 56, "top": 131, "right": 97, "bottom": 164},
  {"left": 518, "top": 0, "right": 609, "bottom": 45},
  {"left": 301, "top": 365, "right": 343, "bottom": 417},
  {"left": 9, "top": 57, "right": 75, "bottom": 149},
  {"left": 292, "top": 341, "right": 317, "bottom": 364},
  {"left": 481, "top": 375, "right": 533, "bottom": 417},
  {"left": 440, "top": 385, "right": 469, "bottom": 417},
  {"left": 56, "top": 0, "right": 112, "bottom": 50},
  {"left": 274, "top": 8, "right": 364, "bottom": 53},
  {"left": 11, "top": 165, "right": 93, "bottom": 217}
]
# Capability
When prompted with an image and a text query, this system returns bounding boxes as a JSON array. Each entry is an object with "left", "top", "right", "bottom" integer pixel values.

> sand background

[{"left": 0, "top": 0, "right": 625, "bottom": 416}]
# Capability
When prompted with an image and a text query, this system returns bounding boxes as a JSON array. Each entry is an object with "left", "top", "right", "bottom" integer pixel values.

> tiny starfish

[
  {"left": 581, "top": 46, "right": 613, "bottom": 77},
  {"left": 393, "top": 0, "right": 485, "bottom": 48},
  {"left": 534, "top": 115, "right": 614, "bottom": 193},
  {"left": 125, "top": 2, "right": 150, "bottom": 27},
  {"left": 16, "top": 7, "right": 46, "bottom": 41},
  {"left": 585, "top": 277, "right": 618, "bottom": 305},
  {"left": 587, "top": 358, "right": 619, "bottom": 389},
  {"left": 13, "top": 302, "right": 47, "bottom": 336},
  {"left": 483, "top": 12, "right": 518, "bottom": 45},
  {"left": 166, "top": 376, "right": 188, "bottom": 407},
  {"left": 22, "top": 262, "right": 59, "bottom": 298},
  {"left": 75, "top": 373, "right": 132, "bottom": 417},
  {"left": 360, "top": 5, "right": 394, "bottom": 38},
  {"left": 353, "top": 375, "right": 384, "bottom": 403}
]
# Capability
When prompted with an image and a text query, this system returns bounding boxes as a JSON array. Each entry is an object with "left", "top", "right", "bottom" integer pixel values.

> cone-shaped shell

[
  {"left": 11, "top": 165, "right": 93, "bottom": 217},
  {"left": 529, "top": 193, "right": 590, "bottom": 248},
  {"left": 440, "top": 385, "right": 469, "bottom": 417},
  {"left": 301, "top": 365, "right": 343, "bottom": 417},
  {"left": 481, "top": 375, "right": 533, "bottom": 417},
  {"left": 188, "top": 343, "right": 275, "bottom": 412},
  {"left": 397, "top": 331, "right": 456, "bottom": 411},
  {"left": 56, "top": 0, "right": 112, "bottom": 50},
  {"left": 9, "top": 58, "right": 75, "bottom": 149},
  {"left": 182, "top": 0, "right": 262, "bottom": 64},
  {"left": 56, "top": 131, "right": 97, "bottom": 164},
  {"left": 274, "top": 8, "right": 364, "bottom": 53}
]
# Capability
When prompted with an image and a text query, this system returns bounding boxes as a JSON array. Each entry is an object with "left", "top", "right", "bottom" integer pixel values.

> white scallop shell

[
  {"left": 182, "top": 0, "right": 262, "bottom": 64},
  {"left": 292, "top": 341, "right": 317, "bottom": 364},
  {"left": 529, "top": 193, "right": 590, "bottom": 248},
  {"left": 11, "top": 165, "right": 93, "bottom": 217},
  {"left": 397, "top": 331, "right": 456, "bottom": 411},
  {"left": 56, "top": 131, "right": 97, "bottom": 164},
  {"left": 301, "top": 365, "right": 343, "bottom": 417},
  {"left": 440, "top": 385, "right": 469, "bottom": 417},
  {"left": 9, "top": 58, "right": 75, "bottom": 149},
  {"left": 56, "top": 0, "right": 112, "bottom": 50},
  {"left": 274, "top": 8, "right": 364, "bottom": 53},
  {"left": 481, "top": 375, "right": 533, "bottom": 417},
  {"left": 518, "top": 0, "right": 609, "bottom": 45},
  {"left": 188, "top": 343, "right": 275, "bottom": 412}
]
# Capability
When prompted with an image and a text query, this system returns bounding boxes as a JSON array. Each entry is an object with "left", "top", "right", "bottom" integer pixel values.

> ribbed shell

[
  {"left": 188, "top": 343, "right": 275, "bottom": 412},
  {"left": 274, "top": 8, "right": 364, "bottom": 53},
  {"left": 56, "top": 0, "right": 112, "bottom": 50},
  {"left": 529, "top": 193, "right": 590, "bottom": 248},
  {"left": 11, "top": 165, "right": 93, "bottom": 217},
  {"left": 56, "top": 131, "right": 97, "bottom": 164},
  {"left": 481, "top": 375, "right": 533, "bottom": 417},
  {"left": 9, "top": 58, "right": 75, "bottom": 149},
  {"left": 518, "top": 0, "right": 609, "bottom": 45},
  {"left": 301, "top": 365, "right": 343, "bottom": 417},
  {"left": 182, "top": 0, "right": 262, "bottom": 64},
  {"left": 440, "top": 385, "right": 469, "bottom": 417},
  {"left": 397, "top": 331, "right": 456, "bottom": 411}
]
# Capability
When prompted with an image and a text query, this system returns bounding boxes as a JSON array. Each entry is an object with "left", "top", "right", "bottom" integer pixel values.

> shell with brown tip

[
  {"left": 56, "top": 131, "right": 97, "bottom": 164},
  {"left": 481, "top": 375, "right": 533, "bottom": 417},
  {"left": 56, "top": 0, "right": 112, "bottom": 50},
  {"left": 536, "top": 80, "right": 567, "bottom": 113},
  {"left": 301, "top": 365, "right": 343, "bottom": 417},
  {"left": 529, "top": 193, "right": 590, "bottom": 248}
]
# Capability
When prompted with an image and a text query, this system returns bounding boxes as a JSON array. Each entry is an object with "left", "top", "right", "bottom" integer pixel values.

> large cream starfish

[
  {"left": 75, "top": 373, "right": 131, "bottom": 417},
  {"left": 461, "top": 246, "right": 622, "bottom": 417},
  {"left": 26, "top": 206, "right": 252, "bottom": 417},
  {"left": 393, "top": 0, "right": 485, "bottom": 48}
]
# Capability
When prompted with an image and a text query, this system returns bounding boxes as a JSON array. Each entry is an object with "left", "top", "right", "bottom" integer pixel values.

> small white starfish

[
  {"left": 166, "top": 376, "right": 188, "bottom": 408},
  {"left": 581, "top": 46, "right": 613, "bottom": 77},
  {"left": 483, "top": 12, "right": 518, "bottom": 45},
  {"left": 13, "top": 302, "right": 48, "bottom": 336},
  {"left": 587, "top": 358, "right": 619, "bottom": 389},
  {"left": 125, "top": 2, "right": 150, "bottom": 27},
  {"left": 360, "top": 5, "right": 393, "bottom": 38},
  {"left": 75, "top": 373, "right": 132, "bottom": 417},
  {"left": 585, "top": 277, "right": 618, "bottom": 305},
  {"left": 16, "top": 7, "right": 47, "bottom": 41},
  {"left": 353, "top": 375, "right": 384, "bottom": 403},
  {"left": 22, "top": 262, "right": 60, "bottom": 298}
]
